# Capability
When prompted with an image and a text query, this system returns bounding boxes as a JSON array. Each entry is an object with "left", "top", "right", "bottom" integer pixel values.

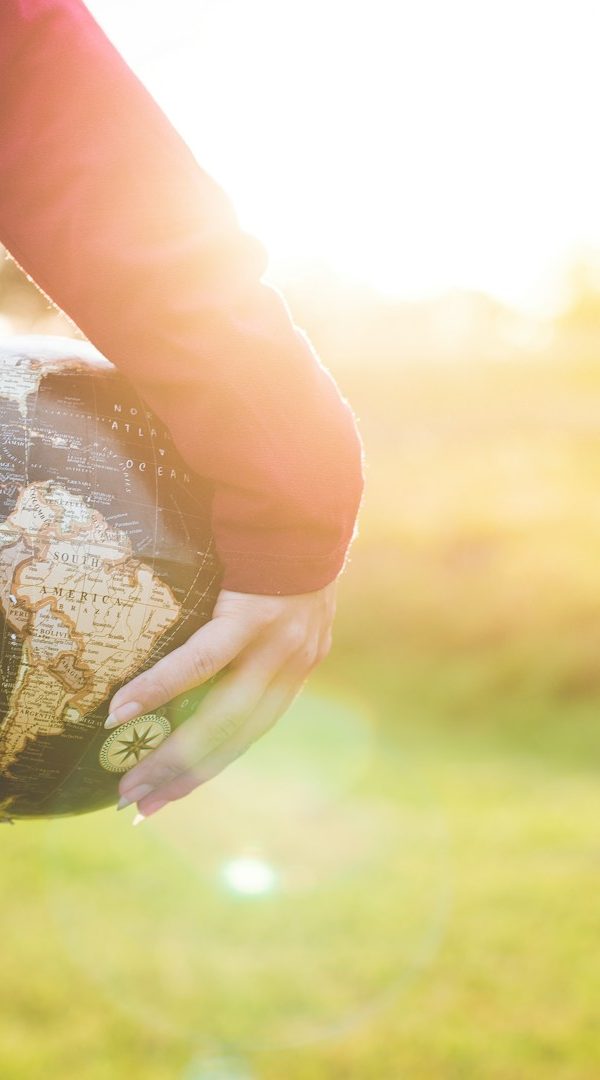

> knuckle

[
  {"left": 295, "top": 632, "right": 330, "bottom": 669},
  {"left": 216, "top": 712, "right": 242, "bottom": 742},
  {"left": 148, "top": 757, "right": 184, "bottom": 788},
  {"left": 132, "top": 665, "right": 174, "bottom": 703},
  {"left": 206, "top": 712, "right": 241, "bottom": 750},
  {"left": 283, "top": 621, "right": 306, "bottom": 651},
  {"left": 297, "top": 643, "right": 320, "bottom": 670},
  {"left": 188, "top": 647, "right": 216, "bottom": 685}
]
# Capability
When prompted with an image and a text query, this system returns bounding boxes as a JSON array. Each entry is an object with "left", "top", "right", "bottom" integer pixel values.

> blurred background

[{"left": 3, "top": 1, "right": 600, "bottom": 1077}]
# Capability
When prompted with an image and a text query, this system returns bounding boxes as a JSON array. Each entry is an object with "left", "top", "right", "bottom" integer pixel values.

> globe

[{"left": 0, "top": 335, "right": 222, "bottom": 822}]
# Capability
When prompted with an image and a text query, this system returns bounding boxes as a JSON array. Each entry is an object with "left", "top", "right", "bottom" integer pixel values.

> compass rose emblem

[{"left": 99, "top": 713, "right": 171, "bottom": 773}]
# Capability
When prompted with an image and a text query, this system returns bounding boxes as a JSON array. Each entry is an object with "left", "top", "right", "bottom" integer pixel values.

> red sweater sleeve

[{"left": 0, "top": 0, "right": 364, "bottom": 595}]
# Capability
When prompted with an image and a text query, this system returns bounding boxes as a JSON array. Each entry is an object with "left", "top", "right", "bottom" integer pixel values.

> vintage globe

[{"left": 0, "top": 336, "right": 222, "bottom": 822}]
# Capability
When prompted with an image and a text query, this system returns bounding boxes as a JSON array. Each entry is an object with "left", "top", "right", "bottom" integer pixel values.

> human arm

[
  {"left": 0, "top": 0, "right": 364, "bottom": 595},
  {"left": 0, "top": 0, "right": 364, "bottom": 812}
]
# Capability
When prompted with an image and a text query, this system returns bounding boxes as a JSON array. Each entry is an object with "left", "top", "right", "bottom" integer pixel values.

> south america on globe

[{"left": 0, "top": 336, "right": 222, "bottom": 822}]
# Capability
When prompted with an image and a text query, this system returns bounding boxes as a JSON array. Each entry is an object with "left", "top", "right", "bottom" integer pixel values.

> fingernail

[
  {"left": 134, "top": 797, "right": 170, "bottom": 824},
  {"left": 105, "top": 701, "right": 143, "bottom": 730},
  {"left": 116, "top": 783, "right": 154, "bottom": 810}
]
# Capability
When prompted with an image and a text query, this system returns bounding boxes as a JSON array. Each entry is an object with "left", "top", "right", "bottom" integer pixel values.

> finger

[
  {"left": 117, "top": 630, "right": 307, "bottom": 805},
  {"left": 135, "top": 675, "right": 306, "bottom": 818},
  {"left": 106, "top": 610, "right": 262, "bottom": 728}
]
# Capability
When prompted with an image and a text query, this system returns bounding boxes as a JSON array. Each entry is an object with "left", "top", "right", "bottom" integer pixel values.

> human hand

[{"left": 106, "top": 582, "right": 337, "bottom": 820}]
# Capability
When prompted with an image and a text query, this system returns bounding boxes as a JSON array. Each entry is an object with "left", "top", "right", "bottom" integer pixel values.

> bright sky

[{"left": 87, "top": 0, "right": 600, "bottom": 313}]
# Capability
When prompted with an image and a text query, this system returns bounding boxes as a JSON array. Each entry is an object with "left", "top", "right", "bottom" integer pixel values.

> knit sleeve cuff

[{"left": 216, "top": 538, "right": 356, "bottom": 596}]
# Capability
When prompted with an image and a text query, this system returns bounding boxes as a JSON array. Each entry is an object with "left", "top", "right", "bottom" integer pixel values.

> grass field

[{"left": 3, "top": 349, "right": 600, "bottom": 1078}]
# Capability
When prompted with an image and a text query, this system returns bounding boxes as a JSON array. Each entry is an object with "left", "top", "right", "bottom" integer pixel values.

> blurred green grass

[{"left": 4, "top": 351, "right": 600, "bottom": 1077}]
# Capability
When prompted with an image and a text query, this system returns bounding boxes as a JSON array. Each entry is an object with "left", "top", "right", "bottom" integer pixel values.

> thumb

[{"left": 105, "top": 608, "right": 257, "bottom": 728}]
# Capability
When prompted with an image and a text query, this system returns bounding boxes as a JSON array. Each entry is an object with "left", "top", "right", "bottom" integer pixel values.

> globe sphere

[{"left": 0, "top": 336, "right": 222, "bottom": 821}]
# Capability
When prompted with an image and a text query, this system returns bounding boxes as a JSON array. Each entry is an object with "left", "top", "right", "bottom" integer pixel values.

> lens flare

[
  {"left": 220, "top": 856, "right": 279, "bottom": 897},
  {"left": 39, "top": 686, "right": 451, "bottom": 1052}
]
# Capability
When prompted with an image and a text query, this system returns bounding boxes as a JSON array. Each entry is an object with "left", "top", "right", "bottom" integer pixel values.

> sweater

[{"left": 0, "top": 0, "right": 364, "bottom": 595}]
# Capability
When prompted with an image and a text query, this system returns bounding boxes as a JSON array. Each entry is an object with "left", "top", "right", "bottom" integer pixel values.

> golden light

[{"left": 87, "top": 0, "right": 600, "bottom": 313}]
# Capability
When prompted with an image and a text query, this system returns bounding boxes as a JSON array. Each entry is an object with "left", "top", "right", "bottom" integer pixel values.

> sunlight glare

[{"left": 86, "top": 0, "right": 600, "bottom": 312}]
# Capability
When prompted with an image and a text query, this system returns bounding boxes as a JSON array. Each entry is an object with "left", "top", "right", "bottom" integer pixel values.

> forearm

[{"left": 0, "top": 0, "right": 364, "bottom": 593}]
